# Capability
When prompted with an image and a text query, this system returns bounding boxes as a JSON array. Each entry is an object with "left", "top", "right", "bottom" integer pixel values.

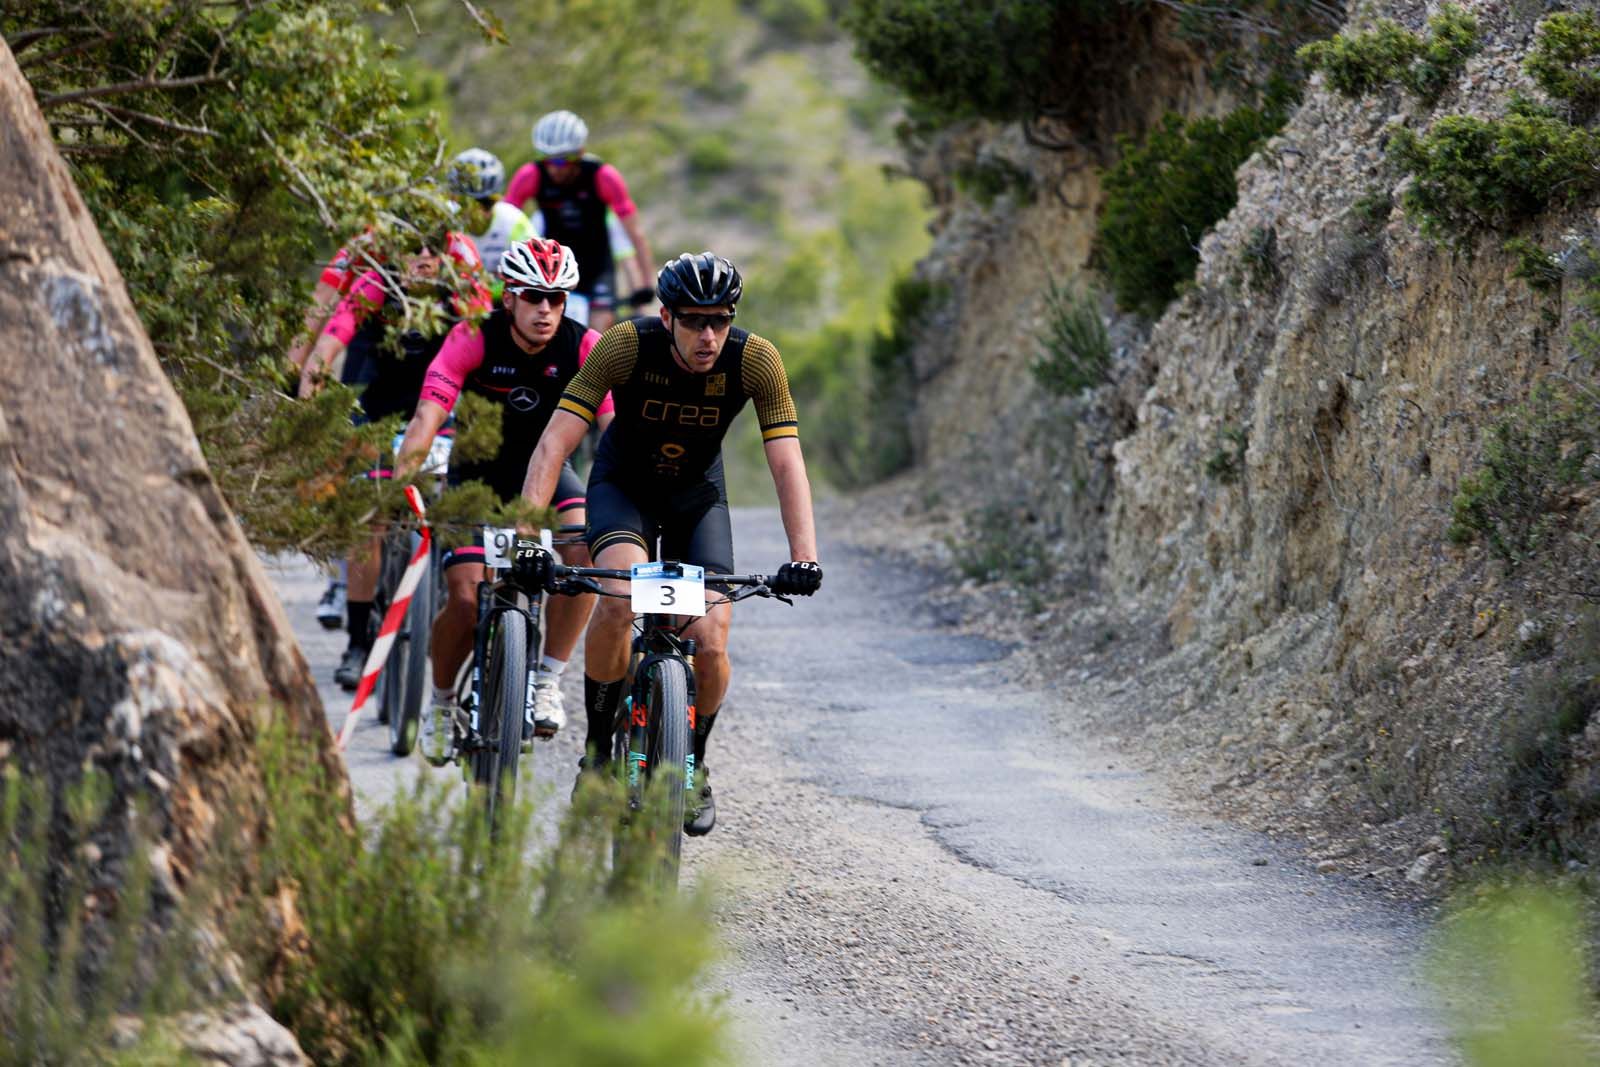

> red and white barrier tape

[{"left": 338, "top": 485, "right": 430, "bottom": 749}]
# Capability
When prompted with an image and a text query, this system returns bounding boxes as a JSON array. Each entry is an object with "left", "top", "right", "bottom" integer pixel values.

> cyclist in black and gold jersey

[{"left": 520, "top": 252, "right": 822, "bottom": 835}]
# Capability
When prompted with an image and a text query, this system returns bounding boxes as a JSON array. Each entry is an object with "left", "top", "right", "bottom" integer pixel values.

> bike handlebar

[{"left": 542, "top": 562, "right": 784, "bottom": 603}]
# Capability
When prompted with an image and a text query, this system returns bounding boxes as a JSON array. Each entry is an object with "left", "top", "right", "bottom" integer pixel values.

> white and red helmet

[{"left": 500, "top": 237, "right": 579, "bottom": 293}]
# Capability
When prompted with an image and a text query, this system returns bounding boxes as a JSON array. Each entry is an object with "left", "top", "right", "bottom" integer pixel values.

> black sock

[
  {"left": 584, "top": 675, "right": 625, "bottom": 760},
  {"left": 346, "top": 600, "right": 374, "bottom": 648},
  {"left": 693, "top": 711, "right": 716, "bottom": 765}
]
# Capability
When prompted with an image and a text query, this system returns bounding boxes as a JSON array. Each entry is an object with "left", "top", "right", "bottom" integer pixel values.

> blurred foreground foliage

[{"left": 0, "top": 726, "right": 724, "bottom": 1065}]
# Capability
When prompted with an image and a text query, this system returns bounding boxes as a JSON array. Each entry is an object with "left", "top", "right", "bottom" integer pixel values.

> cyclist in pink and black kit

[
  {"left": 395, "top": 237, "right": 612, "bottom": 761},
  {"left": 302, "top": 233, "right": 491, "bottom": 689},
  {"left": 505, "top": 110, "right": 654, "bottom": 334}
]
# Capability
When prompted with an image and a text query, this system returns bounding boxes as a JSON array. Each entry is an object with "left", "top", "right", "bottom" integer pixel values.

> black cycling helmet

[{"left": 656, "top": 251, "right": 743, "bottom": 309}]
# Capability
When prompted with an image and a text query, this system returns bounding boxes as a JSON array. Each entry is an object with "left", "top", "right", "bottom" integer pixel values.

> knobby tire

[
  {"left": 646, "top": 657, "right": 691, "bottom": 886},
  {"left": 476, "top": 609, "right": 527, "bottom": 843},
  {"left": 387, "top": 539, "right": 436, "bottom": 756}
]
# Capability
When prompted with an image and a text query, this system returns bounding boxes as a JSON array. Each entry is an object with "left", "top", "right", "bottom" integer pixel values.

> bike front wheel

[
  {"left": 475, "top": 609, "right": 527, "bottom": 842},
  {"left": 387, "top": 539, "right": 436, "bottom": 756},
  {"left": 644, "top": 656, "right": 691, "bottom": 886}
]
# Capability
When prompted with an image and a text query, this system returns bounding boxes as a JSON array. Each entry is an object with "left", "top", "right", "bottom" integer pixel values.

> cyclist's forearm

[
  {"left": 521, "top": 411, "right": 590, "bottom": 505},
  {"left": 298, "top": 334, "right": 344, "bottom": 397},
  {"left": 619, "top": 214, "right": 652, "bottom": 285},
  {"left": 765, "top": 438, "right": 818, "bottom": 561},
  {"left": 396, "top": 400, "right": 448, "bottom": 478}
]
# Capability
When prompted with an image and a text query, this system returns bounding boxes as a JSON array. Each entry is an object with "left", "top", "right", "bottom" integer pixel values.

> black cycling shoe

[
  {"left": 333, "top": 645, "right": 367, "bottom": 692},
  {"left": 570, "top": 755, "right": 612, "bottom": 800},
  {"left": 684, "top": 765, "right": 715, "bottom": 837}
]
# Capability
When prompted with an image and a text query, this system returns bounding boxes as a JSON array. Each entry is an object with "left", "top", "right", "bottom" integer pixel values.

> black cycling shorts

[
  {"left": 440, "top": 461, "right": 586, "bottom": 570},
  {"left": 585, "top": 459, "right": 734, "bottom": 577},
  {"left": 579, "top": 265, "right": 616, "bottom": 311}
]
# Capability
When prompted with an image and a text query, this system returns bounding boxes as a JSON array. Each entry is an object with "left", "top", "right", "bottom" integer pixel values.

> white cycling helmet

[
  {"left": 500, "top": 237, "right": 580, "bottom": 293},
  {"left": 447, "top": 147, "right": 505, "bottom": 199},
  {"left": 532, "top": 110, "right": 588, "bottom": 157}
]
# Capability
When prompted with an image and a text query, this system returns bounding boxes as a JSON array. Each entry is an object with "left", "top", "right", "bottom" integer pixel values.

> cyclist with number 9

[
  {"left": 518, "top": 251, "right": 823, "bottom": 835},
  {"left": 396, "top": 237, "right": 612, "bottom": 763}
]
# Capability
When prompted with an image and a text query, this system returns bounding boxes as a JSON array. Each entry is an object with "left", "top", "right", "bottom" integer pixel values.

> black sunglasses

[{"left": 674, "top": 311, "right": 735, "bottom": 332}]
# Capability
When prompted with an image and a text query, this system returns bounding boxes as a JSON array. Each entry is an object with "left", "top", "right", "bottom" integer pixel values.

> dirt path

[{"left": 269, "top": 505, "right": 1457, "bottom": 1065}]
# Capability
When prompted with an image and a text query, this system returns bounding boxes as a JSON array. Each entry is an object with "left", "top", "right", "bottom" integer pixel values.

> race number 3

[
  {"left": 631, "top": 563, "right": 706, "bottom": 616},
  {"left": 483, "top": 527, "right": 518, "bottom": 568}
]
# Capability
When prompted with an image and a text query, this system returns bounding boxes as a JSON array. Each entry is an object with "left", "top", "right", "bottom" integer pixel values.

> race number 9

[{"left": 483, "top": 526, "right": 518, "bottom": 568}]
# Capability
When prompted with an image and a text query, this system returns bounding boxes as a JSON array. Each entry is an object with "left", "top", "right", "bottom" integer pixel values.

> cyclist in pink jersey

[
  {"left": 395, "top": 237, "right": 612, "bottom": 757},
  {"left": 505, "top": 110, "right": 654, "bottom": 333}
]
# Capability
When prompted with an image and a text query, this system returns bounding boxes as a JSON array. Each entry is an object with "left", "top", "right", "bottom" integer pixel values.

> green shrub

[
  {"left": 1505, "top": 237, "right": 1564, "bottom": 295},
  {"left": 1298, "top": 5, "right": 1479, "bottom": 102},
  {"left": 843, "top": 0, "right": 1059, "bottom": 120},
  {"left": 954, "top": 156, "right": 1035, "bottom": 207},
  {"left": 750, "top": 0, "right": 839, "bottom": 41},
  {"left": 1098, "top": 105, "right": 1288, "bottom": 317},
  {"left": 685, "top": 133, "right": 736, "bottom": 178},
  {"left": 1204, "top": 426, "right": 1249, "bottom": 484},
  {"left": 0, "top": 771, "right": 195, "bottom": 1065},
  {"left": 1299, "top": 19, "right": 1425, "bottom": 97},
  {"left": 1241, "top": 225, "right": 1281, "bottom": 293},
  {"left": 1448, "top": 381, "right": 1600, "bottom": 569},
  {"left": 949, "top": 505, "right": 1053, "bottom": 588},
  {"left": 1386, "top": 108, "right": 1600, "bottom": 241},
  {"left": 1430, "top": 883, "right": 1599, "bottom": 1067},
  {"left": 252, "top": 726, "right": 723, "bottom": 1066},
  {"left": 1030, "top": 281, "right": 1112, "bottom": 396},
  {"left": 1526, "top": 10, "right": 1600, "bottom": 121}
]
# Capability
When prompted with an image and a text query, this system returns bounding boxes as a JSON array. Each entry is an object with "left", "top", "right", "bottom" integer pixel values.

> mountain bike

[
  {"left": 438, "top": 524, "right": 584, "bottom": 840},
  {"left": 543, "top": 559, "right": 787, "bottom": 886},
  {"left": 371, "top": 430, "right": 452, "bottom": 756}
]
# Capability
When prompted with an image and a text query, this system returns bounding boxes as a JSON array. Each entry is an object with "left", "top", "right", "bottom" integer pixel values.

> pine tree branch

[{"left": 39, "top": 72, "right": 227, "bottom": 109}]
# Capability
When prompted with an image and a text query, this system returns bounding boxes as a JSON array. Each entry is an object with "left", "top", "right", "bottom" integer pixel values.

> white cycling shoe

[
  {"left": 530, "top": 672, "right": 565, "bottom": 739},
  {"left": 421, "top": 700, "right": 454, "bottom": 767}
]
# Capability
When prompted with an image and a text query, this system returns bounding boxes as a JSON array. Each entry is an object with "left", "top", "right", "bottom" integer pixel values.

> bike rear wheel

[{"left": 475, "top": 609, "right": 527, "bottom": 842}]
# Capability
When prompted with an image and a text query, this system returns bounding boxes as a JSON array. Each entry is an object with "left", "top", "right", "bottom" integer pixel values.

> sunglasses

[
  {"left": 674, "top": 311, "right": 735, "bottom": 332},
  {"left": 543, "top": 156, "right": 576, "bottom": 167},
  {"left": 512, "top": 288, "right": 566, "bottom": 307}
]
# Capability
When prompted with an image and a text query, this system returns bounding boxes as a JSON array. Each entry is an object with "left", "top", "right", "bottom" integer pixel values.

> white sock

[
  {"left": 539, "top": 655, "right": 567, "bottom": 676},
  {"left": 431, "top": 684, "right": 453, "bottom": 705}
]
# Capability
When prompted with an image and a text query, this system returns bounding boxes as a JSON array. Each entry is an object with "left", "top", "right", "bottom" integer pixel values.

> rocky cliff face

[
  {"left": 901, "top": 0, "right": 1600, "bottom": 876},
  {"left": 0, "top": 40, "right": 329, "bottom": 1062}
]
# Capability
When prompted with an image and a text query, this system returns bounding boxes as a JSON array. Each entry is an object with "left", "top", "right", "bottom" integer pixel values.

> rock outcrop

[
  {"left": 0, "top": 38, "right": 332, "bottom": 1058},
  {"left": 900, "top": 0, "right": 1600, "bottom": 873}
]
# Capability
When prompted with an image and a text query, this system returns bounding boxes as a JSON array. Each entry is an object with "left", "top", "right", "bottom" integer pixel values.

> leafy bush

[
  {"left": 1298, "top": 5, "right": 1479, "bottom": 102},
  {"left": 1386, "top": 107, "right": 1600, "bottom": 241},
  {"left": 1430, "top": 883, "right": 1600, "bottom": 1067},
  {"left": 1030, "top": 282, "right": 1112, "bottom": 396},
  {"left": 1505, "top": 237, "right": 1564, "bottom": 295},
  {"left": 1097, "top": 104, "right": 1288, "bottom": 317},
  {"left": 1525, "top": 10, "right": 1600, "bottom": 121},
  {"left": 843, "top": 0, "right": 1059, "bottom": 120},
  {"left": 949, "top": 505, "right": 1052, "bottom": 587},
  {"left": 0, "top": 771, "right": 195, "bottom": 1065},
  {"left": 251, "top": 725, "right": 724, "bottom": 1066},
  {"left": 1448, "top": 381, "right": 1600, "bottom": 568},
  {"left": 1300, "top": 20, "right": 1426, "bottom": 97},
  {"left": 685, "top": 133, "right": 737, "bottom": 178}
]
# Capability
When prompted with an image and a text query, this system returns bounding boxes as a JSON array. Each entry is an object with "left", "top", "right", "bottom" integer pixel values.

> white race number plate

[
  {"left": 482, "top": 526, "right": 518, "bottom": 568},
  {"left": 630, "top": 563, "right": 706, "bottom": 616}
]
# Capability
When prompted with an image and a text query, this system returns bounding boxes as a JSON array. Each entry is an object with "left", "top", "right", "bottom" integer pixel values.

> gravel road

[{"left": 268, "top": 505, "right": 1458, "bottom": 1066}]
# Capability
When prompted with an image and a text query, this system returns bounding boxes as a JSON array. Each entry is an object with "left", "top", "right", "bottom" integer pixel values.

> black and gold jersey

[{"left": 557, "top": 317, "right": 798, "bottom": 483}]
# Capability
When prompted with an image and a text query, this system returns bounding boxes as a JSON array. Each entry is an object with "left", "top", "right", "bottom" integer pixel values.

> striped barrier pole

[{"left": 337, "top": 485, "right": 430, "bottom": 749}]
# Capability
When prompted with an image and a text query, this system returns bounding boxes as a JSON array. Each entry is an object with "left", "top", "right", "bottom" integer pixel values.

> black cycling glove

[
  {"left": 770, "top": 561, "right": 822, "bottom": 596},
  {"left": 510, "top": 539, "right": 555, "bottom": 592},
  {"left": 626, "top": 286, "right": 657, "bottom": 308}
]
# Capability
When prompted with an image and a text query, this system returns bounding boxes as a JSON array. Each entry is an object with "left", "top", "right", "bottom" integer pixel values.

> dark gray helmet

[{"left": 656, "top": 251, "right": 743, "bottom": 309}]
